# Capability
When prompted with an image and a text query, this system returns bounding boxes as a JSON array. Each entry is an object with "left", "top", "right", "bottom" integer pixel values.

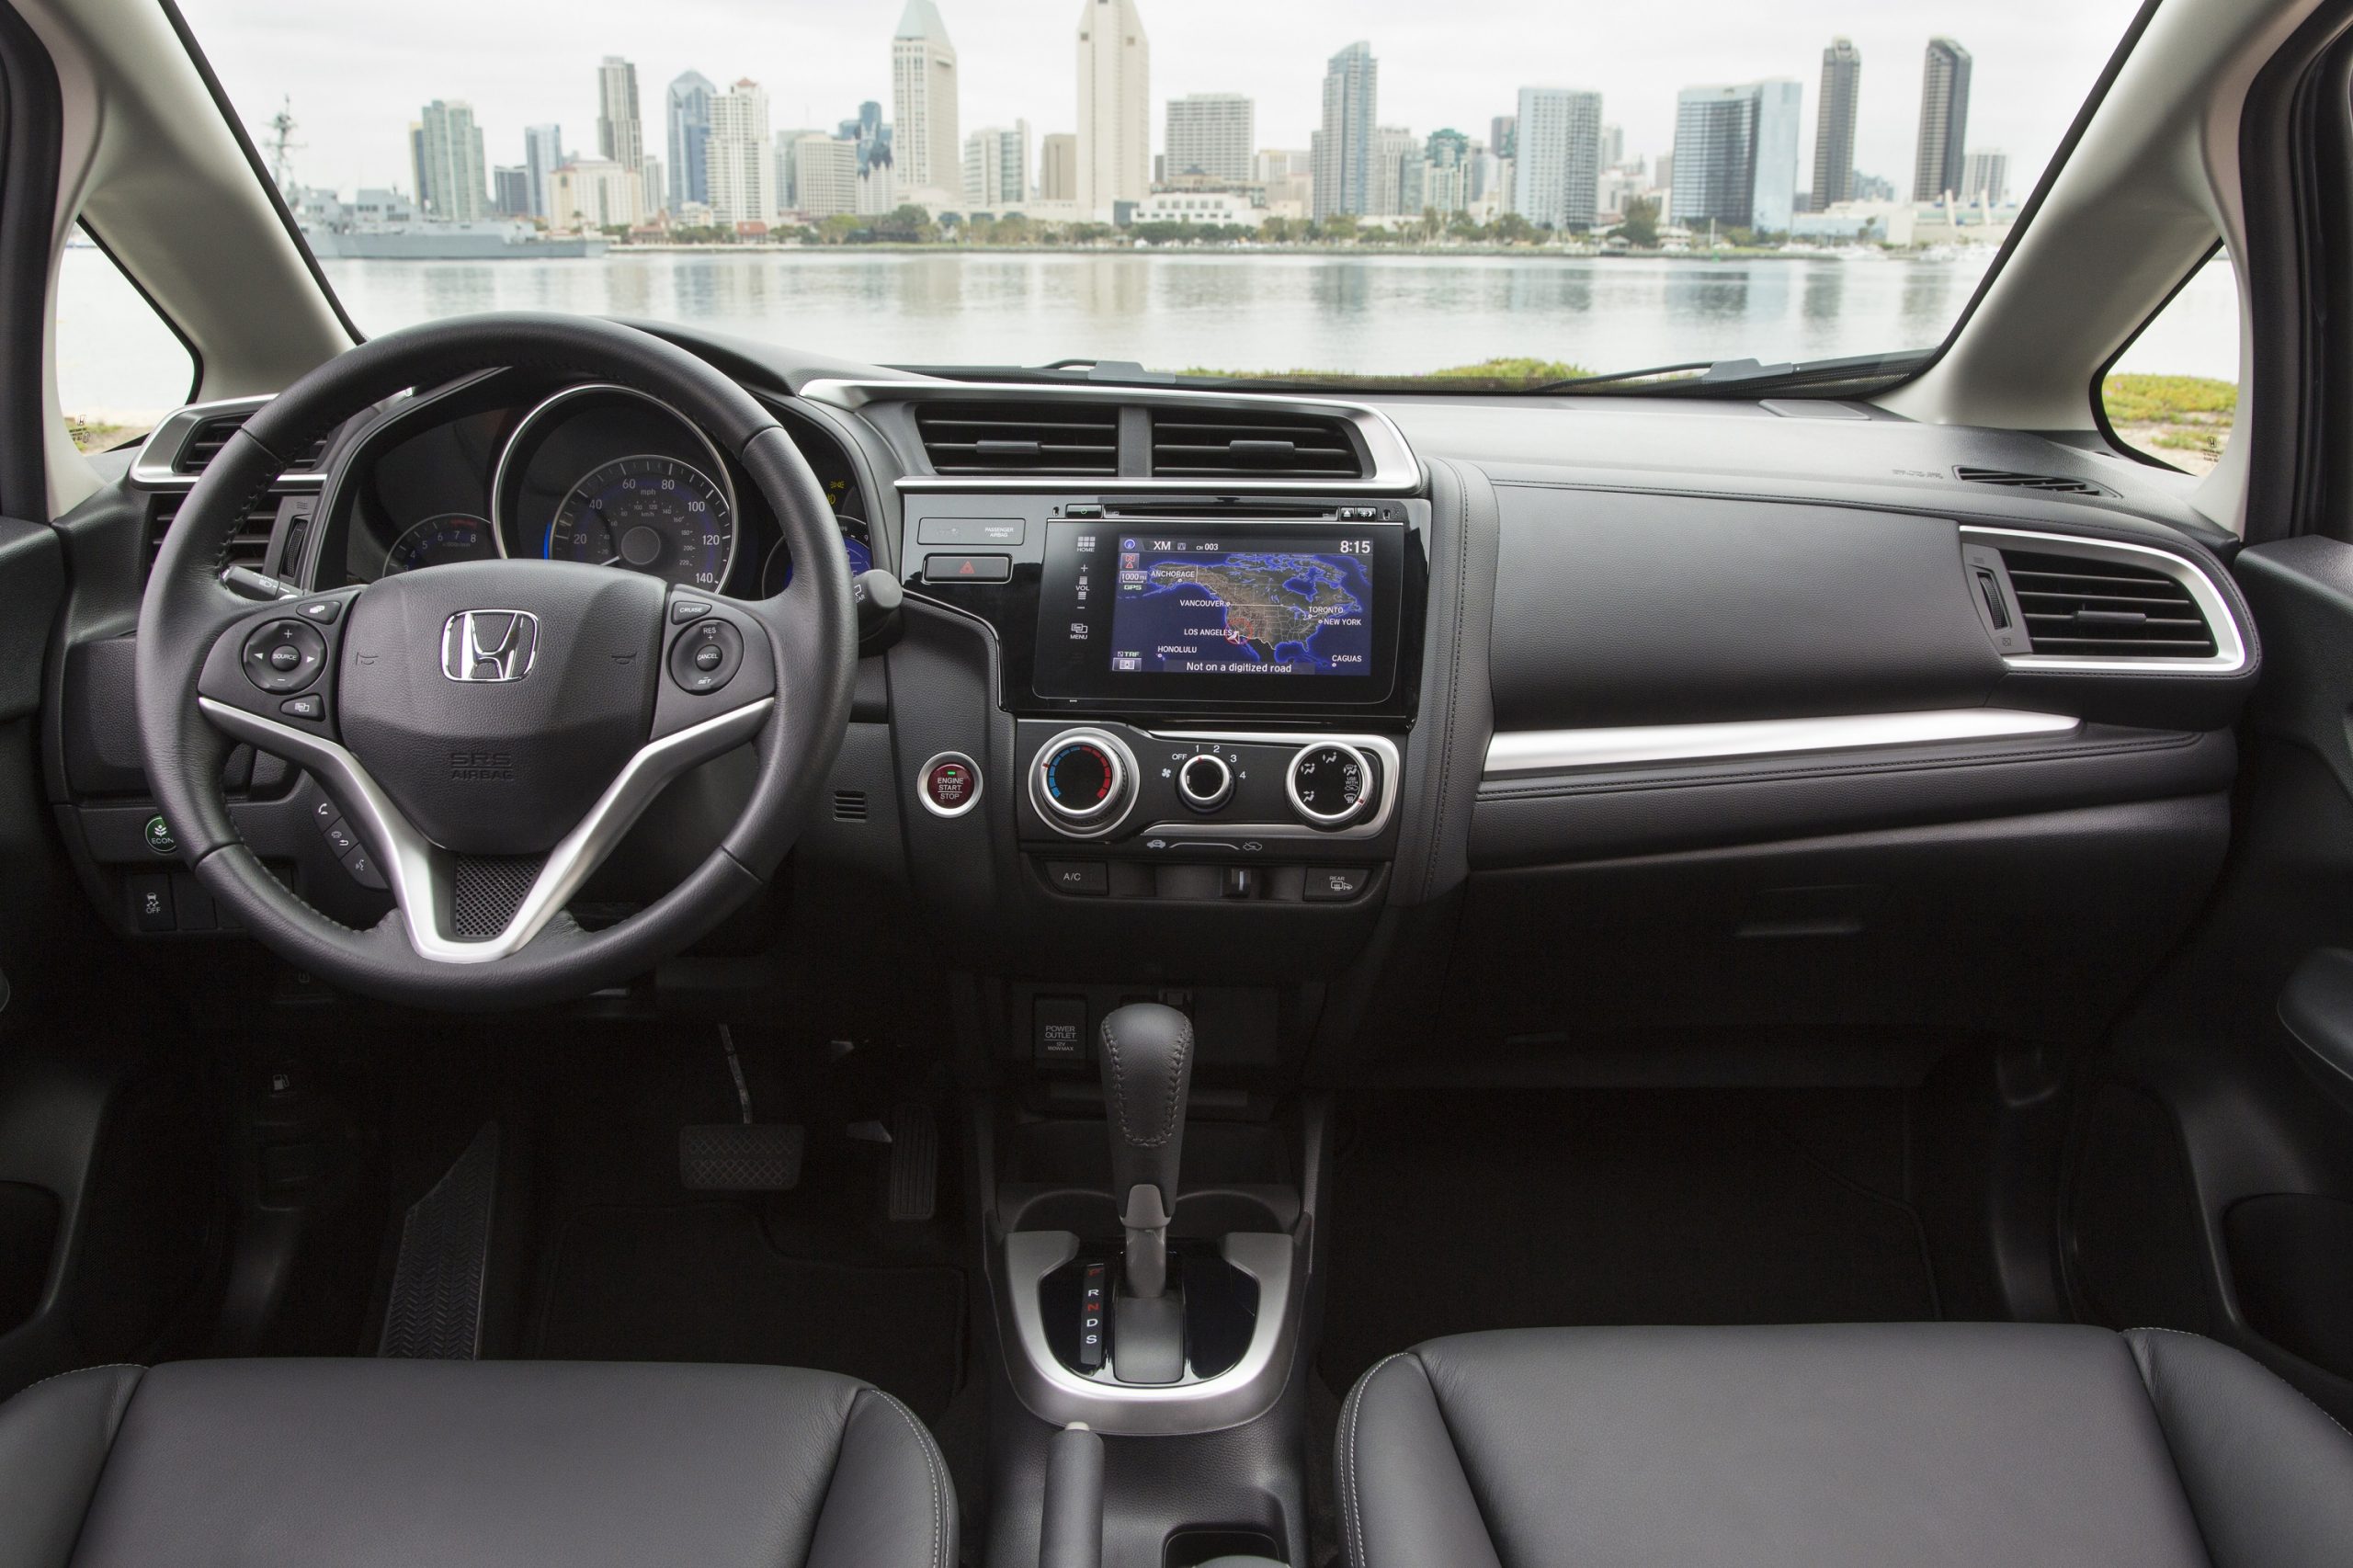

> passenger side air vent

[
  {"left": 914, "top": 401, "right": 1120, "bottom": 476},
  {"left": 1955, "top": 466, "right": 2114, "bottom": 498},
  {"left": 172, "top": 412, "right": 330, "bottom": 475},
  {"left": 146, "top": 492, "right": 291, "bottom": 578},
  {"left": 1996, "top": 546, "right": 2217, "bottom": 659},
  {"left": 1150, "top": 409, "right": 1365, "bottom": 480}
]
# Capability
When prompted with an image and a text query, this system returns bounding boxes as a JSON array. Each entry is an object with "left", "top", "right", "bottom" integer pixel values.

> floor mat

[
  {"left": 1318, "top": 1089, "right": 1939, "bottom": 1394},
  {"left": 529, "top": 1201, "right": 964, "bottom": 1421}
]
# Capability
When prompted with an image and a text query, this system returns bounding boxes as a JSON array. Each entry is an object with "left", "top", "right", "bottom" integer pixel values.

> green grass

[
  {"left": 1181, "top": 357, "right": 1592, "bottom": 388},
  {"left": 2101, "top": 374, "right": 2236, "bottom": 426}
]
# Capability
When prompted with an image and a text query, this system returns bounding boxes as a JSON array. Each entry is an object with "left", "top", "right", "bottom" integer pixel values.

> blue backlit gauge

[
  {"left": 759, "top": 517, "right": 874, "bottom": 597},
  {"left": 382, "top": 513, "right": 497, "bottom": 576},
  {"left": 548, "top": 455, "right": 735, "bottom": 591}
]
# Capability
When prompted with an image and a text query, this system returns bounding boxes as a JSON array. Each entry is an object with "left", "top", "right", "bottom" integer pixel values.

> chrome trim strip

[
  {"left": 995, "top": 1229, "right": 1304, "bottom": 1436},
  {"left": 1483, "top": 709, "right": 2082, "bottom": 777},
  {"left": 130, "top": 396, "right": 328, "bottom": 490},
  {"left": 1142, "top": 729, "right": 1402, "bottom": 842},
  {"left": 800, "top": 377, "right": 1422, "bottom": 494},
  {"left": 1959, "top": 526, "right": 2249, "bottom": 675},
  {"left": 197, "top": 697, "right": 772, "bottom": 962}
]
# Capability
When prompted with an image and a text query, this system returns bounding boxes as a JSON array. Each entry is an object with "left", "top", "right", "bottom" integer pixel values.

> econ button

[
  {"left": 143, "top": 814, "right": 178, "bottom": 857},
  {"left": 919, "top": 751, "right": 983, "bottom": 819}
]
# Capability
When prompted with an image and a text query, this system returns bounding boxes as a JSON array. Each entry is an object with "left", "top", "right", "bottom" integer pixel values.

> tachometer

[
  {"left": 383, "top": 513, "right": 497, "bottom": 575},
  {"left": 759, "top": 516, "right": 873, "bottom": 597},
  {"left": 546, "top": 456, "right": 735, "bottom": 591}
]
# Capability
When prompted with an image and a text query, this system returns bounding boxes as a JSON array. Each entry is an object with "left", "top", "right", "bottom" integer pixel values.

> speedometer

[{"left": 546, "top": 456, "right": 735, "bottom": 591}]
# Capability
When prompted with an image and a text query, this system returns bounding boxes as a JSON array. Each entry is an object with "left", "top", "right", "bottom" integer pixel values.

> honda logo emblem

[{"left": 440, "top": 610, "right": 539, "bottom": 683}]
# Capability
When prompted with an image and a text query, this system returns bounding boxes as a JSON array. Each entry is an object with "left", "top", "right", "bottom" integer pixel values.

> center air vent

[
  {"left": 173, "top": 411, "right": 332, "bottom": 475},
  {"left": 1151, "top": 409, "right": 1364, "bottom": 480},
  {"left": 1955, "top": 466, "right": 2114, "bottom": 498},
  {"left": 1995, "top": 545, "right": 2218, "bottom": 659},
  {"left": 914, "top": 401, "right": 1120, "bottom": 476}
]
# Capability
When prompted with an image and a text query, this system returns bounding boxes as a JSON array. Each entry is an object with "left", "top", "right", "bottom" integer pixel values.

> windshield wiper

[{"left": 1526, "top": 350, "right": 1933, "bottom": 398}]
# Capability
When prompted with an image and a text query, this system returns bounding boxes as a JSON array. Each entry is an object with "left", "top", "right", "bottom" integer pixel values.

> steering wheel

[{"left": 134, "top": 314, "right": 858, "bottom": 1010}]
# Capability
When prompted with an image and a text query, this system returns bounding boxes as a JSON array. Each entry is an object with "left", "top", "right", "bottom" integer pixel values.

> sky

[{"left": 180, "top": 0, "right": 2146, "bottom": 203}]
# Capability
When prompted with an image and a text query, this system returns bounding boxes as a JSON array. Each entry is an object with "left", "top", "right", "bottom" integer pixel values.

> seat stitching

[
  {"left": 10, "top": 1362, "right": 143, "bottom": 1398},
  {"left": 870, "top": 1390, "right": 946, "bottom": 1568},
  {"left": 2129, "top": 1325, "right": 2353, "bottom": 1444},
  {"left": 1099, "top": 1012, "right": 1191, "bottom": 1147},
  {"left": 1343, "top": 1352, "right": 1410, "bottom": 1568}
]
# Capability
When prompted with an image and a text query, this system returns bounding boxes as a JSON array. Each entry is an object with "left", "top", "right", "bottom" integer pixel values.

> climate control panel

[{"left": 1017, "top": 721, "right": 1400, "bottom": 855}]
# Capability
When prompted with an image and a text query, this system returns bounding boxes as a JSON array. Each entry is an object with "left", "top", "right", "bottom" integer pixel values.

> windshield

[{"left": 119, "top": 1, "right": 2152, "bottom": 402}]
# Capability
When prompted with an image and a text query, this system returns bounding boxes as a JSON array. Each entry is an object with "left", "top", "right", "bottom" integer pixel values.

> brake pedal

[{"left": 679, "top": 1025, "right": 804, "bottom": 1191}]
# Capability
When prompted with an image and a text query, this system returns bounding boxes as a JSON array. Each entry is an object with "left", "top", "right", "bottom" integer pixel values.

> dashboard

[{"left": 321, "top": 374, "right": 875, "bottom": 598}]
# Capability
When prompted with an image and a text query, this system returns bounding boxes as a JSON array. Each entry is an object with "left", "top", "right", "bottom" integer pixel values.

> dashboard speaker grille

[
  {"left": 1995, "top": 546, "right": 2217, "bottom": 659},
  {"left": 1150, "top": 409, "right": 1365, "bottom": 479},
  {"left": 914, "top": 400, "right": 1120, "bottom": 476}
]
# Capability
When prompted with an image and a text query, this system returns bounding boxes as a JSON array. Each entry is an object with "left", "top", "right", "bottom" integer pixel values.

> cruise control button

[
  {"left": 1302, "top": 865, "right": 1370, "bottom": 902},
  {"left": 279, "top": 694, "right": 325, "bottom": 721},
  {"left": 670, "top": 598, "right": 713, "bottom": 625},
  {"left": 666, "top": 617, "right": 743, "bottom": 693},
  {"left": 1044, "top": 861, "right": 1108, "bottom": 896}
]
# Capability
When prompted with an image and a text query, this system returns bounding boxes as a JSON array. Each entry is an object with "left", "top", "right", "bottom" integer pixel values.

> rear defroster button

[{"left": 919, "top": 751, "right": 983, "bottom": 818}]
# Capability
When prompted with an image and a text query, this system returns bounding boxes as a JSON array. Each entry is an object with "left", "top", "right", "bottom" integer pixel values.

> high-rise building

[
  {"left": 1076, "top": 0, "right": 1150, "bottom": 216},
  {"left": 1961, "top": 147, "right": 2008, "bottom": 205},
  {"left": 892, "top": 0, "right": 960, "bottom": 200},
  {"left": 415, "top": 100, "right": 487, "bottom": 222},
  {"left": 964, "top": 121, "right": 1029, "bottom": 208},
  {"left": 1812, "top": 38, "right": 1861, "bottom": 210},
  {"left": 1599, "top": 122, "right": 1624, "bottom": 170},
  {"left": 1490, "top": 113, "right": 1517, "bottom": 160},
  {"left": 1423, "top": 128, "right": 1473, "bottom": 214},
  {"left": 1039, "top": 132, "right": 1078, "bottom": 200},
  {"left": 792, "top": 133, "right": 859, "bottom": 220},
  {"left": 707, "top": 79, "right": 775, "bottom": 229},
  {"left": 1314, "top": 40, "right": 1378, "bottom": 220},
  {"left": 641, "top": 155, "right": 665, "bottom": 218},
  {"left": 491, "top": 165, "right": 529, "bottom": 218},
  {"left": 1165, "top": 93, "right": 1254, "bottom": 182},
  {"left": 550, "top": 157, "right": 641, "bottom": 230},
  {"left": 856, "top": 137, "right": 897, "bottom": 215},
  {"left": 523, "top": 122, "right": 563, "bottom": 220},
  {"left": 1513, "top": 86, "right": 1604, "bottom": 230},
  {"left": 667, "top": 72, "right": 716, "bottom": 208},
  {"left": 1913, "top": 38, "right": 1972, "bottom": 201},
  {"left": 1670, "top": 79, "right": 1802, "bottom": 233},
  {"left": 1369, "top": 124, "right": 1417, "bottom": 216},
  {"left": 596, "top": 57, "right": 642, "bottom": 173}
]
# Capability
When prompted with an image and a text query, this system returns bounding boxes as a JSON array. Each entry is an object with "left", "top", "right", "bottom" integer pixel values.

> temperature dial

[
  {"left": 1033, "top": 729, "right": 1138, "bottom": 835},
  {"left": 1176, "top": 753, "right": 1234, "bottom": 812},
  {"left": 1288, "top": 742, "right": 1375, "bottom": 828}
]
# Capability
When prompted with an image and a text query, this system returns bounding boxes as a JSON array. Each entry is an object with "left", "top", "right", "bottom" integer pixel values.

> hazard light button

[{"left": 922, "top": 553, "right": 1011, "bottom": 584}]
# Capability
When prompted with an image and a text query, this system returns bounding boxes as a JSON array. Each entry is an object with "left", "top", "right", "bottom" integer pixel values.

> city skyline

[{"left": 183, "top": 0, "right": 2139, "bottom": 213}]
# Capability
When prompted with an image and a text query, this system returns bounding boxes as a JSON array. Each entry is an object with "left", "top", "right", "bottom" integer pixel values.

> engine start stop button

[{"left": 919, "top": 752, "right": 982, "bottom": 818}]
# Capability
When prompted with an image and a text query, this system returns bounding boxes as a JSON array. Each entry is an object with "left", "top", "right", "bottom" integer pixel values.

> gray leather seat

[
  {"left": 0, "top": 1358, "right": 953, "bottom": 1568},
  {"left": 1338, "top": 1323, "right": 2353, "bottom": 1568}
]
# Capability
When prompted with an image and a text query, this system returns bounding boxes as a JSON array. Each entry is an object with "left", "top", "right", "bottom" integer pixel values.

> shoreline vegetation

[{"left": 603, "top": 240, "right": 1933, "bottom": 261}]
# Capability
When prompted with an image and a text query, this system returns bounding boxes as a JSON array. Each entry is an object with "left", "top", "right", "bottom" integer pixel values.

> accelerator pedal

[
  {"left": 679, "top": 1025, "right": 805, "bottom": 1191},
  {"left": 887, "top": 1101, "right": 939, "bottom": 1222},
  {"left": 379, "top": 1121, "right": 500, "bottom": 1359}
]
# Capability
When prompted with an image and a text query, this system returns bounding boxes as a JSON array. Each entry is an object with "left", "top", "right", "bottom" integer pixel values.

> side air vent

[
  {"left": 832, "top": 790, "right": 870, "bottom": 823},
  {"left": 172, "top": 412, "right": 331, "bottom": 475},
  {"left": 914, "top": 401, "right": 1120, "bottom": 476},
  {"left": 1996, "top": 546, "right": 2218, "bottom": 659},
  {"left": 1955, "top": 466, "right": 2115, "bottom": 498},
  {"left": 147, "top": 492, "right": 289, "bottom": 577},
  {"left": 1150, "top": 409, "right": 1365, "bottom": 480}
]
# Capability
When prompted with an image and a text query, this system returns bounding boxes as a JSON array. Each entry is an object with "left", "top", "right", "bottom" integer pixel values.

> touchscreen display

[{"left": 1032, "top": 522, "right": 1401, "bottom": 703}]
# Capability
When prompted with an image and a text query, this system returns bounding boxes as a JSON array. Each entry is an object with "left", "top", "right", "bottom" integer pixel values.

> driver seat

[{"left": 0, "top": 1358, "right": 952, "bottom": 1568}]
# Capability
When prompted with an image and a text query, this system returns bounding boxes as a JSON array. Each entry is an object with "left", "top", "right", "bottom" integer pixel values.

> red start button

[{"left": 921, "top": 753, "right": 982, "bottom": 817}]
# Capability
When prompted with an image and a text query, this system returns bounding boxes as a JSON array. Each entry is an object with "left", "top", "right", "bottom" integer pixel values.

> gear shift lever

[{"left": 1097, "top": 1002, "right": 1193, "bottom": 1299}]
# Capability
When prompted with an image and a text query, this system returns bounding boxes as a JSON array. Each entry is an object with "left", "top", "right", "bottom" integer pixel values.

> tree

[
  {"left": 1261, "top": 215, "right": 1294, "bottom": 244},
  {"left": 1488, "top": 211, "right": 1536, "bottom": 245},
  {"left": 872, "top": 204, "right": 937, "bottom": 244},
  {"left": 816, "top": 213, "right": 864, "bottom": 245},
  {"left": 1613, "top": 195, "right": 1660, "bottom": 250},
  {"left": 1323, "top": 212, "right": 1359, "bottom": 244}
]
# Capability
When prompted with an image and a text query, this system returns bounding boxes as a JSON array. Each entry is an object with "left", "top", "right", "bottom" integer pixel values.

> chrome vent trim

[
  {"left": 130, "top": 396, "right": 330, "bottom": 490},
  {"left": 1958, "top": 526, "right": 2247, "bottom": 675},
  {"left": 802, "top": 379, "right": 1421, "bottom": 494}
]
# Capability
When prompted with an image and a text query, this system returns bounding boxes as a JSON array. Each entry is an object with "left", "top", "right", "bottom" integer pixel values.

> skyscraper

[
  {"left": 1076, "top": 0, "right": 1150, "bottom": 216},
  {"left": 523, "top": 122, "right": 563, "bottom": 220},
  {"left": 1961, "top": 148, "right": 2008, "bottom": 205},
  {"left": 1314, "top": 40, "right": 1378, "bottom": 220},
  {"left": 964, "top": 121, "right": 1030, "bottom": 208},
  {"left": 707, "top": 79, "right": 775, "bottom": 229},
  {"left": 792, "top": 134, "right": 859, "bottom": 220},
  {"left": 1600, "top": 123, "right": 1624, "bottom": 170},
  {"left": 1424, "top": 128, "right": 1473, "bottom": 214},
  {"left": 1813, "top": 37, "right": 1861, "bottom": 210},
  {"left": 892, "top": 0, "right": 960, "bottom": 201},
  {"left": 667, "top": 72, "right": 716, "bottom": 208},
  {"left": 415, "top": 100, "right": 487, "bottom": 222},
  {"left": 1489, "top": 113, "right": 1517, "bottom": 160},
  {"left": 1671, "top": 80, "right": 1802, "bottom": 233},
  {"left": 491, "top": 166, "right": 529, "bottom": 218},
  {"left": 595, "top": 57, "right": 642, "bottom": 173},
  {"left": 1514, "top": 86, "right": 1604, "bottom": 231},
  {"left": 1913, "top": 38, "right": 1972, "bottom": 202},
  {"left": 1370, "top": 124, "right": 1417, "bottom": 216},
  {"left": 1165, "top": 93, "right": 1254, "bottom": 182},
  {"left": 1040, "top": 132, "right": 1078, "bottom": 201}
]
